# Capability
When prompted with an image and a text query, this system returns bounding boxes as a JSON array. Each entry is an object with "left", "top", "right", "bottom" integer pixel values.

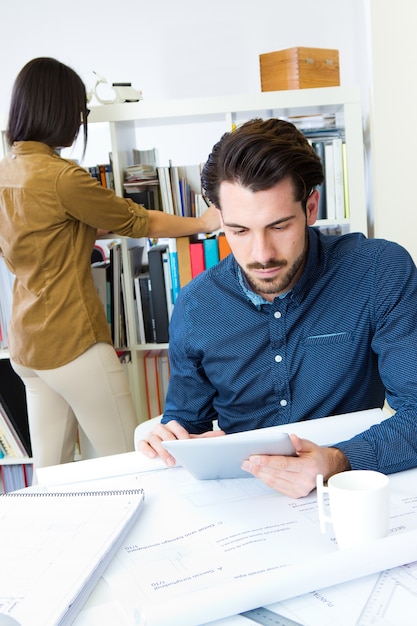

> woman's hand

[{"left": 198, "top": 205, "right": 221, "bottom": 233}]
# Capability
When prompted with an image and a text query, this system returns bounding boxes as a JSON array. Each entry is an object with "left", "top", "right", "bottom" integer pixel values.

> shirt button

[
  {"left": 274, "top": 311, "right": 282, "bottom": 319},
  {"left": 280, "top": 399, "right": 288, "bottom": 407},
  {"left": 275, "top": 354, "right": 283, "bottom": 363}
]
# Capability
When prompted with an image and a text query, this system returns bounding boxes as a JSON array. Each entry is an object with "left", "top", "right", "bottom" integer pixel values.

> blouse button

[
  {"left": 275, "top": 354, "right": 283, "bottom": 363},
  {"left": 280, "top": 399, "right": 288, "bottom": 407},
  {"left": 274, "top": 311, "right": 282, "bottom": 319}
]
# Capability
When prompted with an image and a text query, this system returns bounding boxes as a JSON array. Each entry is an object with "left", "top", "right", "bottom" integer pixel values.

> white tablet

[{"left": 161, "top": 430, "right": 296, "bottom": 480}]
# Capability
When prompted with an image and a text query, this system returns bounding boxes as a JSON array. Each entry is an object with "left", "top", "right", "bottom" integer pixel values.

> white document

[
  {"left": 35, "top": 407, "right": 408, "bottom": 626},
  {"left": 97, "top": 462, "right": 417, "bottom": 626}
]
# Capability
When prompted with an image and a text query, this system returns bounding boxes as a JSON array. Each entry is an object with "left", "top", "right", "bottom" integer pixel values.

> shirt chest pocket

[{"left": 303, "top": 331, "right": 352, "bottom": 346}]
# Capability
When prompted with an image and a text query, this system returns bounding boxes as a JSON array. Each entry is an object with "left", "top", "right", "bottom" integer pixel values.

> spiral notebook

[{"left": 0, "top": 487, "right": 145, "bottom": 626}]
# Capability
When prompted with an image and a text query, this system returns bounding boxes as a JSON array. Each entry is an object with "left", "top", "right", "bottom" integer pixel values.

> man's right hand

[{"left": 137, "top": 420, "right": 225, "bottom": 467}]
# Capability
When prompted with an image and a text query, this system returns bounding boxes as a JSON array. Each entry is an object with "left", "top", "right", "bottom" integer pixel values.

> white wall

[
  {"left": 1, "top": 0, "right": 364, "bottom": 111},
  {"left": 365, "top": 0, "right": 417, "bottom": 260}
]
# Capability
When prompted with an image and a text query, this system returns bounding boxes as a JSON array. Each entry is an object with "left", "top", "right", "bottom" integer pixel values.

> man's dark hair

[
  {"left": 6, "top": 57, "right": 88, "bottom": 154},
  {"left": 201, "top": 118, "right": 324, "bottom": 210}
]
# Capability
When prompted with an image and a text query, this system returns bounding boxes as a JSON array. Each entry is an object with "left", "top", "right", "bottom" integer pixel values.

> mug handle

[{"left": 316, "top": 473, "right": 332, "bottom": 534}]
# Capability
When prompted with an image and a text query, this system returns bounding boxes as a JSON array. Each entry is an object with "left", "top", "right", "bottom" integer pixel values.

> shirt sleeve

[
  {"left": 162, "top": 293, "right": 219, "bottom": 434},
  {"left": 335, "top": 241, "right": 417, "bottom": 474},
  {"left": 56, "top": 161, "right": 150, "bottom": 237}
]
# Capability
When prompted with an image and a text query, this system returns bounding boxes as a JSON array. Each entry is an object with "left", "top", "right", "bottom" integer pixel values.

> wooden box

[{"left": 260, "top": 47, "right": 340, "bottom": 91}]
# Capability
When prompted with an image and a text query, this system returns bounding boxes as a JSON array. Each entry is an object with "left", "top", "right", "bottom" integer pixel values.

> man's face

[{"left": 218, "top": 178, "right": 319, "bottom": 302}]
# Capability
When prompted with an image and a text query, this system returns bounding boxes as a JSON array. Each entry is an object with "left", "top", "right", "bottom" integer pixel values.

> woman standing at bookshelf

[{"left": 0, "top": 57, "right": 219, "bottom": 476}]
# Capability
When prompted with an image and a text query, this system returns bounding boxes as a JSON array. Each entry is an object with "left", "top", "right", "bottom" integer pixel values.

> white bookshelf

[{"left": 0, "top": 86, "right": 368, "bottom": 423}]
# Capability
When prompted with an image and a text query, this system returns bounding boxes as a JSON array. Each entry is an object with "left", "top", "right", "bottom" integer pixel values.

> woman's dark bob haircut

[{"left": 6, "top": 57, "right": 88, "bottom": 154}]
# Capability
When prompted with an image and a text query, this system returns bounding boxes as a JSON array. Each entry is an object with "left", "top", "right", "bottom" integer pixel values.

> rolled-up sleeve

[{"left": 56, "top": 163, "right": 150, "bottom": 237}]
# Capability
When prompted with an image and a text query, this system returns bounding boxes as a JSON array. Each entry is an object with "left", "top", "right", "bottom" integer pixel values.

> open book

[{"left": 0, "top": 488, "right": 144, "bottom": 626}]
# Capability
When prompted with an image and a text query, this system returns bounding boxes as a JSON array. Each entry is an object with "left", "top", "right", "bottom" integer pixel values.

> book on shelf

[
  {"left": 144, "top": 349, "right": 170, "bottom": 419},
  {"left": 311, "top": 140, "right": 327, "bottom": 220},
  {"left": 217, "top": 233, "right": 232, "bottom": 259},
  {"left": 157, "top": 166, "right": 175, "bottom": 215},
  {"left": 109, "top": 242, "right": 128, "bottom": 349},
  {"left": 157, "top": 348, "right": 170, "bottom": 410},
  {"left": 332, "top": 135, "right": 345, "bottom": 220},
  {"left": 0, "top": 460, "right": 33, "bottom": 494},
  {"left": 0, "top": 402, "right": 28, "bottom": 458},
  {"left": 168, "top": 160, "right": 183, "bottom": 216},
  {"left": 144, "top": 349, "right": 163, "bottom": 419},
  {"left": 161, "top": 247, "right": 174, "bottom": 319},
  {"left": 189, "top": 241, "right": 205, "bottom": 278},
  {"left": 0, "top": 359, "right": 31, "bottom": 457},
  {"left": 176, "top": 235, "right": 193, "bottom": 287},
  {"left": 134, "top": 272, "right": 156, "bottom": 344},
  {"left": 167, "top": 238, "right": 181, "bottom": 304},
  {"left": 324, "top": 140, "right": 336, "bottom": 219},
  {"left": 148, "top": 245, "right": 170, "bottom": 343},
  {"left": 0, "top": 486, "right": 145, "bottom": 625},
  {"left": 203, "top": 237, "right": 220, "bottom": 269},
  {"left": 342, "top": 141, "right": 350, "bottom": 218},
  {"left": 124, "top": 183, "right": 161, "bottom": 212},
  {"left": 132, "top": 147, "right": 157, "bottom": 166}
]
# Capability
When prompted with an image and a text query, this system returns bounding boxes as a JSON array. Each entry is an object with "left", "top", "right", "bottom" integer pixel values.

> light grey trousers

[{"left": 12, "top": 342, "right": 137, "bottom": 472}]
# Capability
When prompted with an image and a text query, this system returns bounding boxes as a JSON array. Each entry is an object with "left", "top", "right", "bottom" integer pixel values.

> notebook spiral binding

[{"left": 1, "top": 488, "right": 145, "bottom": 497}]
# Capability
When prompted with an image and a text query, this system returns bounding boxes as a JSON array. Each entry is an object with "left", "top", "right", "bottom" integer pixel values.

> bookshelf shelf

[{"left": 0, "top": 86, "right": 368, "bottom": 428}]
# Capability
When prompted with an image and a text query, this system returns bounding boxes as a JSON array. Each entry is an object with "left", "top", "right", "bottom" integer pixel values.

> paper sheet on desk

[{"left": 99, "top": 461, "right": 417, "bottom": 626}]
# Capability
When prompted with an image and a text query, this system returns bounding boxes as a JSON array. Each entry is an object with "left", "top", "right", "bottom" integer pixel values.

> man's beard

[{"left": 244, "top": 230, "right": 308, "bottom": 298}]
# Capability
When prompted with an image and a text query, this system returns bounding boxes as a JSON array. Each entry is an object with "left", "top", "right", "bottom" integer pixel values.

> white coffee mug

[{"left": 316, "top": 470, "right": 390, "bottom": 550}]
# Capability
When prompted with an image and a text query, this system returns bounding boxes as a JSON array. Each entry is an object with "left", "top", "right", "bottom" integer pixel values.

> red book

[{"left": 189, "top": 242, "right": 205, "bottom": 277}]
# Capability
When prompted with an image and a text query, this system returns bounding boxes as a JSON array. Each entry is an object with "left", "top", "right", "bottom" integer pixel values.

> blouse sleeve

[{"left": 56, "top": 161, "right": 150, "bottom": 238}]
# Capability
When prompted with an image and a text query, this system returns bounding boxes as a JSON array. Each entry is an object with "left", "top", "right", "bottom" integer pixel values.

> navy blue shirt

[{"left": 162, "top": 229, "right": 417, "bottom": 475}]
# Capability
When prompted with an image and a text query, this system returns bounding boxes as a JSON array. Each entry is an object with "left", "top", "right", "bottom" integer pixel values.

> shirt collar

[
  {"left": 12, "top": 141, "right": 56, "bottom": 157},
  {"left": 237, "top": 266, "right": 291, "bottom": 308}
]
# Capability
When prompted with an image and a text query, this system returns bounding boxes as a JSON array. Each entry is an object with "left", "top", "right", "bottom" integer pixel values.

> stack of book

[
  {"left": 157, "top": 162, "right": 208, "bottom": 217},
  {"left": 88, "top": 162, "right": 114, "bottom": 189},
  {"left": 305, "top": 129, "right": 348, "bottom": 221},
  {"left": 131, "top": 234, "right": 232, "bottom": 346},
  {"left": 123, "top": 155, "right": 161, "bottom": 212},
  {"left": 0, "top": 359, "right": 32, "bottom": 493}
]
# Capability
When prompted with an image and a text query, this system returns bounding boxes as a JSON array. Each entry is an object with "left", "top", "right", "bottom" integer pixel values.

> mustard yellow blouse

[{"left": 0, "top": 141, "right": 150, "bottom": 369}]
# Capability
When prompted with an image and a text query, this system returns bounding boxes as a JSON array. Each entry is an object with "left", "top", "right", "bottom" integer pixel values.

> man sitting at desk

[{"left": 138, "top": 118, "right": 417, "bottom": 499}]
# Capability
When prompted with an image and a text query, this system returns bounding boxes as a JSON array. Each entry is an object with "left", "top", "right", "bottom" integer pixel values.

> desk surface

[
  {"left": 66, "top": 460, "right": 417, "bottom": 626},
  {"left": 34, "top": 410, "right": 417, "bottom": 626}
]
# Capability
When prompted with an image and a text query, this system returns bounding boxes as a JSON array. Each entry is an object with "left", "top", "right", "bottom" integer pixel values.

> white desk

[
  {"left": 42, "top": 457, "right": 417, "bottom": 626},
  {"left": 34, "top": 409, "right": 417, "bottom": 626}
]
